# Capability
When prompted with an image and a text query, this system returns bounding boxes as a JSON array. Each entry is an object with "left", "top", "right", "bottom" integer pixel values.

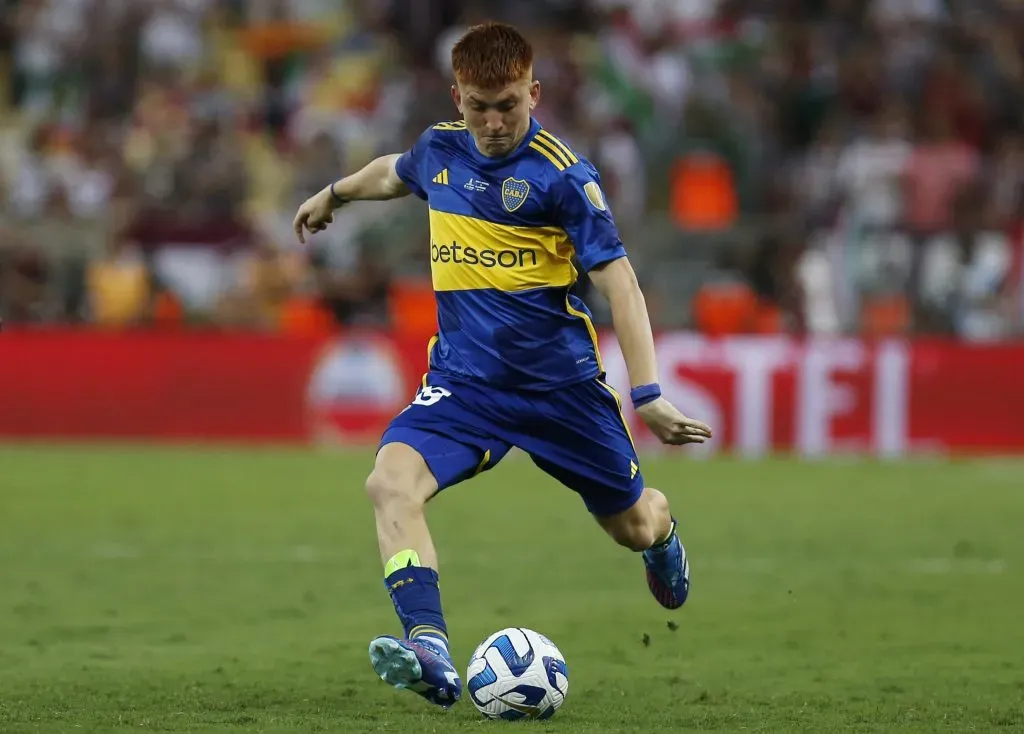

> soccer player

[{"left": 293, "top": 22, "right": 712, "bottom": 710}]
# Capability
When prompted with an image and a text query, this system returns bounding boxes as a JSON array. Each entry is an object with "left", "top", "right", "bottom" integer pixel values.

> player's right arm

[
  {"left": 294, "top": 126, "right": 436, "bottom": 244},
  {"left": 293, "top": 154, "right": 409, "bottom": 243}
]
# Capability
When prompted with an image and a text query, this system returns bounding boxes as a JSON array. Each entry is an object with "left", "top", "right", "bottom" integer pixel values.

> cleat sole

[{"left": 369, "top": 637, "right": 423, "bottom": 689}]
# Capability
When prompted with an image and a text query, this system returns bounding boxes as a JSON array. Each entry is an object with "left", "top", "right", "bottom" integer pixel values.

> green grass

[{"left": 1, "top": 445, "right": 1023, "bottom": 732}]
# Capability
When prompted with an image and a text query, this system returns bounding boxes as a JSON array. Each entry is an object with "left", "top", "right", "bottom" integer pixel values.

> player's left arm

[
  {"left": 589, "top": 258, "right": 711, "bottom": 446},
  {"left": 587, "top": 256, "right": 657, "bottom": 388},
  {"left": 555, "top": 166, "right": 712, "bottom": 446}
]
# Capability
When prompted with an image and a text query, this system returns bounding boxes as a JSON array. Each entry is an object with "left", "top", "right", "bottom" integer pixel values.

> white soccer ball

[{"left": 466, "top": 627, "right": 569, "bottom": 720}]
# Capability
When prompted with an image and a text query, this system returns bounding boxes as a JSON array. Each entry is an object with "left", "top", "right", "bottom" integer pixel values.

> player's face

[{"left": 453, "top": 76, "right": 539, "bottom": 157}]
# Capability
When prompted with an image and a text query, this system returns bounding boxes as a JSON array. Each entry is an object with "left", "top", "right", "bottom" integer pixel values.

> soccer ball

[{"left": 466, "top": 627, "right": 569, "bottom": 720}]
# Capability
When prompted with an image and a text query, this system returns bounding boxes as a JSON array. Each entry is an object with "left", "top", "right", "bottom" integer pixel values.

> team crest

[{"left": 501, "top": 177, "right": 531, "bottom": 212}]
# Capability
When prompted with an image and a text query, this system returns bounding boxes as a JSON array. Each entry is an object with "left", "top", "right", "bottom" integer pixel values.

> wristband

[
  {"left": 329, "top": 182, "right": 348, "bottom": 206},
  {"left": 630, "top": 383, "right": 661, "bottom": 409}
]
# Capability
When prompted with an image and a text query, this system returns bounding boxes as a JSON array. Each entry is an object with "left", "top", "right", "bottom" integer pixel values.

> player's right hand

[
  {"left": 636, "top": 398, "right": 712, "bottom": 446},
  {"left": 293, "top": 186, "right": 340, "bottom": 244}
]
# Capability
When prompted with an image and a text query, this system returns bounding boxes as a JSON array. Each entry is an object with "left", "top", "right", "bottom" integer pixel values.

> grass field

[{"left": 1, "top": 445, "right": 1023, "bottom": 732}]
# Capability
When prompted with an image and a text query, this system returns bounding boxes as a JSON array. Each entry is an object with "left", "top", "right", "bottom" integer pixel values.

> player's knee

[
  {"left": 601, "top": 488, "right": 671, "bottom": 552},
  {"left": 364, "top": 443, "right": 437, "bottom": 511},
  {"left": 610, "top": 521, "right": 659, "bottom": 552},
  {"left": 646, "top": 487, "right": 670, "bottom": 520},
  {"left": 365, "top": 468, "right": 422, "bottom": 511},
  {"left": 600, "top": 508, "right": 659, "bottom": 551}
]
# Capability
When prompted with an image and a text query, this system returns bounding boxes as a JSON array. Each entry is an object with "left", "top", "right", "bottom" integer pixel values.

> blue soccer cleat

[
  {"left": 368, "top": 635, "right": 462, "bottom": 708},
  {"left": 642, "top": 519, "right": 690, "bottom": 609}
]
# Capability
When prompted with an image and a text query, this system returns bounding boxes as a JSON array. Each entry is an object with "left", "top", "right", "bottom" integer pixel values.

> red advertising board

[
  {"left": 1, "top": 330, "right": 1022, "bottom": 456},
  {"left": 0, "top": 330, "right": 426, "bottom": 444},
  {"left": 599, "top": 334, "right": 1024, "bottom": 457}
]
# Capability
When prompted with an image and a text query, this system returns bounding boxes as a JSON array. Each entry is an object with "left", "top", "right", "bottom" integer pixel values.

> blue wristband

[{"left": 630, "top": 383, "right": 661, "bottom": 409}]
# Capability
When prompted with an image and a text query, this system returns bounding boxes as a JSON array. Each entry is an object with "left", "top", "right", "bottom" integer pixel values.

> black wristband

[{"left": 329, "top": 182, "right": 347, "bottom": 206}]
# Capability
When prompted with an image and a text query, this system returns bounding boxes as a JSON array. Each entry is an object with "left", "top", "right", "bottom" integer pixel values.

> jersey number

[{"left": 413, "top": 385, "right": 452, "bottom": 406}]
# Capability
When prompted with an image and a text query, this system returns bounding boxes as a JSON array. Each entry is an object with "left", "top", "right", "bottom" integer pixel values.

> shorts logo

[
  {"left": 501, "top": 177, "right": 530, "bottom": 212},
  {"left": 583, "top": 181, "right": 606, "bottom": 211}
]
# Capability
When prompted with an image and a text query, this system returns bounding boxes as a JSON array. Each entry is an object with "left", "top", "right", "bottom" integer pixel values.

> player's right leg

[
  {"left": 366, "top": 375, "right": 511, "bottom": 709},
  {"left": 366, "top": 443, "right": 462, "bottom": 708}
]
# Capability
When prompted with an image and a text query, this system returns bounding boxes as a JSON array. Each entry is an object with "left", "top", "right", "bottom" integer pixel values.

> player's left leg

[{"left": 515, "top": 377, "right": 689, "bottom": 610}]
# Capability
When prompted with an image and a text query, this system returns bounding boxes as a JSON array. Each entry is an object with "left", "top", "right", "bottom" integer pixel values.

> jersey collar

[{"left": 464, "top": 117, "right": 541, "bottom": 168}]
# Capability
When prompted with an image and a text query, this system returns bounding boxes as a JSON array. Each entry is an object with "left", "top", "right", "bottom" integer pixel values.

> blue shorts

[{"left": 379, "top": 372, "right": 644, "bottom": 517}]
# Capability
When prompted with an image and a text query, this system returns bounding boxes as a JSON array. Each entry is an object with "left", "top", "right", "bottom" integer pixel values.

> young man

[{"left": 293, "top": 22, "right": 712, "bottom": 710}]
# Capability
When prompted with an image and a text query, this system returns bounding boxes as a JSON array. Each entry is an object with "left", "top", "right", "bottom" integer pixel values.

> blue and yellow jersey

[{"left": 395, "top": 117, "right": 627, "bottom": 390}]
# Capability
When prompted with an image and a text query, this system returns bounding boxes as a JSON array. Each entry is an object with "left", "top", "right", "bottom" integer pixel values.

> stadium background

[
  {"left": 1, "top": 1, "right": 1023, "bottom": 731},
  {"left": 1, "top": 0, "right": 1023, "bottom": 452}
]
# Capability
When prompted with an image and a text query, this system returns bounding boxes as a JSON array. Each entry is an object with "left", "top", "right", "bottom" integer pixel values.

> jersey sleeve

[
  {"left": 394, "top": 127, "right": 433, "bottom": 201},
  {"left": 552, "top": 161, "right": 627, "bottom": 272}
]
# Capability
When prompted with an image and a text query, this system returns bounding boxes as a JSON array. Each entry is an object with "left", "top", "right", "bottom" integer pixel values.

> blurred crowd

[{"left": 0, "top": 0, "right": 1022, "bottom": 341}]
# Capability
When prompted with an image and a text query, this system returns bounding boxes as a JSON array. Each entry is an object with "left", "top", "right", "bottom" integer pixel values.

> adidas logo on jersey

[{"left": 432, "top": 169, "right": 449, "bottom": 185}]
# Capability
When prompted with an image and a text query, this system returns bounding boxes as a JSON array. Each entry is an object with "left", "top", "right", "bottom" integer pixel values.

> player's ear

[
  {"left": 529, "top": 80, "right": 540, "bottom": 110},
  {"left": 451, "top": 84, "right": 463, "bottom": 113}
]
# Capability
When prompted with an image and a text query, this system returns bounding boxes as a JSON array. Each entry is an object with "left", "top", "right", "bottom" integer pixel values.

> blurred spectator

[
  {"left": 987, "top": 131, "right": 1023, "bottom": 230},
  {"left": 791, "top": 111, "right": 843, "bottom": 229},
  {"left": 919, "top": 187, "right": 1015, "bottom": 341},
  {"left": 309, "top": 240, "right": 391, "bottom": 328},
  {"left": 0, "top": 245, "right": 51, "bottom": 324},
  {"left": 903, "top": 109, "right": 979, "bottom": 238},
  {"left": 834, "top": 99, "right": 911, "bottom": 232},
  {"left": 747, "top": 233, "right": 806, "bottom": 333},
  {"left": 5, "top": 123, "right": 53, "bottom": 219},
  {"left": 85, "top": 234, "right": 154, "bottom": 328},
  {"left": 215, "top": 238, "right": 298, "bottom": 330}
]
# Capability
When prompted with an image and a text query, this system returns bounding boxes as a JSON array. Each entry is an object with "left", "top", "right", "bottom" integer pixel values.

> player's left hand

[{"left": 636, "top": 398, "right": 712, "bottom": 446}]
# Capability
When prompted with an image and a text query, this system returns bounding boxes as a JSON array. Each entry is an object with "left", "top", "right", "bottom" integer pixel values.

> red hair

[{"left": 451, "top": 22, "right": 533, "bottom": 89}]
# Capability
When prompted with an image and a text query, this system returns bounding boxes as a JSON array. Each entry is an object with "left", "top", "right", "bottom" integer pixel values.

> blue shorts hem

[
  {"left": 584, "top": 482, "right": 645, "bottom": 517},
  {"left": 378, "top": 426, "right": 485, "bottom": 494}
]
